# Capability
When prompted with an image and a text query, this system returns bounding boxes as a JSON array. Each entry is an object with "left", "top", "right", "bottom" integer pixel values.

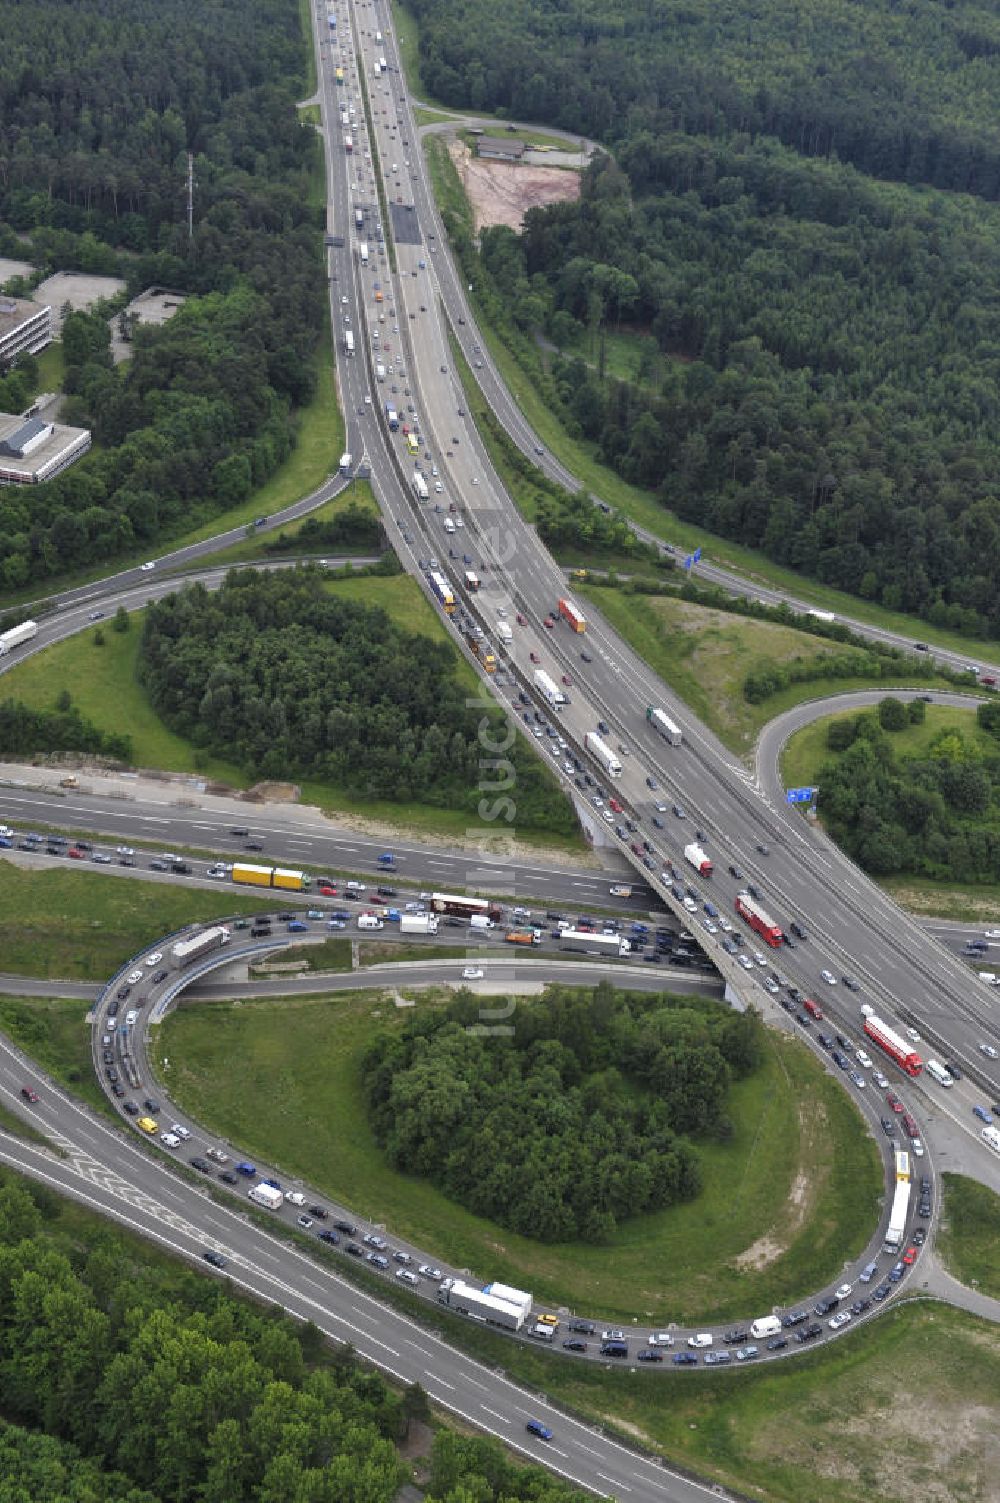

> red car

[
  {"left": 902, "top": 1245, "right": 918, "bottom": 1265},
  {"left": 516, "top": 614, "right": 527, "bottom": 626},
  {"left": 530, "top": 651, "right": 540, "bottom": 664},
  {"left": 68, "top": 847, "right": 84, "bottom": 859},
  {"left": 318, "top": 885, "right": 337, "bottom": 897},
  {"left": 542, "top": 618, "right": 553, "bottom": 628},
  {"left": 20, "top": 1086, "right": 39, "bottom": 1103},
  {"left": 609, "top": 798, "right": 623, "bottom": 813},
  {"left": 886, "top": 1093, "right": 904, "bottom": 1113},
  {"left": 561, "top": 675, "right": 572, "bottom": 686}
]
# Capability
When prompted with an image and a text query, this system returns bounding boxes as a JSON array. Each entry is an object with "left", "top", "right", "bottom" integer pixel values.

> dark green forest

[
  {"left": 817, "top": 698, "right": 1000, "bottom": 882},
  {"left": 0, "top": 0, "right": 324, "bottom": 592},
  {"left": 0, "top": 1173, "right": 591, "bottom": 1502},
  {"left": 362, "top": 983, "right": 762, "bottom": 1241},
  {"left": 139, "top": 568, "right": 575, "bottom": 833},
  {"left": 416, "top": 0, "right": 1000, "bottom": 637}
]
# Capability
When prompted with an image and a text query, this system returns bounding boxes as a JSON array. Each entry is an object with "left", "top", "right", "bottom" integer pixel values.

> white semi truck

[
  {"left": 584, "top": 731, "right": 622, "bottom": 779},
  {"left": 533, "top": 668, "right": 565, "bottom": 708},
  {"left": 169, "top": 925, "right": 232, "bottom": 970},
  {"left": 436, "top": 1278, "right": 526, "bottom": 1331},
  {"left": 560, "top": 929, "right": 631, "bottom": 957},
  {"left": 0, "top": 620, "right": 38, "bottom": 656}
]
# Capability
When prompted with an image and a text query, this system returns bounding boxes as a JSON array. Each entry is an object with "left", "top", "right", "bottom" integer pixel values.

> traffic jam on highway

[{"left": 46, "top": 907, "right": 931, "bottom": 1374}]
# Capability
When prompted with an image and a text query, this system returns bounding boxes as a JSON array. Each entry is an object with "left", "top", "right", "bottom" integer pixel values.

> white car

[
  {"left": 145, "top": 952, "right": 163, "bottom": 967},
  {"left": 764, "top": 977, "right": 780, "bottom": 994},
  {"left": 905, "top": 1026, "right": 921, "bottom": 1042},
  {"left": 753, "top": 950, "right": 767, "bottom": 967},
  {"left": 125, "top": 1010, "right": 139, "bottom": 1026},
  {"left": 702, "top": 919, "right": 718, "bottom": 935},
  {"left": 986, "top": 930, "right": 1000, "bottom": 939},
  {"left": 828, "top": 1311, "right": 853, "bottom": 1331},
  {"left": 738, "top": 954, "right": 753, "bottom": 970},
  {"left": 860, "top": 1002, "right": 876, "bottom": 1018},
  {"left": 434, "top": 481, "right": 443, "bottom": 493},
  {"left": 140, "top": 561, "right": 155, "bottom": 571},
  {"left": 718, "top": 917, "right": 733, "bottom": 932},
  {"left": 856, "top": 1049, "right": 873, "bottom": 1069},
  {"left": 872, "top": 1071, "right": 890, "bottom": 1089},
  {"left": 418, "top": 1263, "right": 443, "bottom": 1280},
  {"left": 462, "top": 967, "right": 484, "bottom": 981},
  {"left": 835, "top": 1283, "right": 853, "bottom": 1299},
  {"left": 286, "top": 1191, "right": 307, "bottom": 1207},
  {"left": 683, "top": 897, "right": 698, "bottom": 913},
  {"left": 170, "top": 1123, "right": 190, "bottom": 1140},
  {"left": 127, "top": 969, "right": 144, "bottom": 985},
  {"left": 687, "top": 1333, "right": 713, "bottom": 1349},
  {"left": 648, "top": 1332, "right": 674, "bottom": 1347},
  {"left": 821, "top": 969, "right": 838, "bottom": 985},
  {"left": 912, "top": 1137, "right": 925, "bottom": 1157},
  {"left": 160, "top": 1133, "right": 180, "bottom": 1149},
  {"left": 206, "top": 864, "right": 227, "bottom": 878},
  {"left": 396, "top": 1268, "right": 419, "bottom": 1286},
  {"left": 981, "top": 1042, "right": 999, "bottom": 1059}
]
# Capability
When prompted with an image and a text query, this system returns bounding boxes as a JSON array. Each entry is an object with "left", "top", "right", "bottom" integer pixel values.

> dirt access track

[{"left": 448, "top": 140, "right": 580, "bottom": 233}]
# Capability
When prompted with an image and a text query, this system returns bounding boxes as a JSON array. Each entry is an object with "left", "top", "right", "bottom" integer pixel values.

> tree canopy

[
  {"left": 362, "top": 984, "right": 762, "bottom": 1241},
  {"left": 138, "top": 568, "right": 576, "bottom": 834}
]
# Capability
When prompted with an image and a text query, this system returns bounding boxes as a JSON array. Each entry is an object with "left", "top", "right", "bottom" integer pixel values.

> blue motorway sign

[{"left": 785, "top": 786, "right": 818, "bottom": 804}]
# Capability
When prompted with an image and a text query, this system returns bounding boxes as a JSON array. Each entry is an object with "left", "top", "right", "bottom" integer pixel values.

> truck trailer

[
  {"left": 0, "top": 620, "right": 38, "bottom": 656},
  {"left": 646, "top": 705, "right": 682, "bottom": 746},
  {"left": 412, "top": 471, "right": 429, "bottom": 500},
  {"left": 248, "top": 1184, "right": 284, "bottom": 1211},
  {"left": 534, "top": 668, "right": 565, "bottom": 707},
  {"left": 436, "top": 1278, "right": 526, "bottom": 1331},
  {"left": 482, "top": 1281, "right": 533, "bottom": 1317},
  {"left": 584, "top": 731, "right": 623, "bottom": 779},
  {"left": 883, "top": 1179, "right": 910, "bottom": 1253},
  {"left": 496, "top": 620, "right": 512, "bottom": 644},
  {"left": 561, "top": 928, "right": 631, "bottom": 957},
  {"left": 169, "top": 925, "right": 231, "bottom": 969},
  {"left": 684, "top": 843, "right": 713, "bottom": 877},
  {"left": 231, "top": 864, "right": 311, "bottom": 892},
  {"left": 399, "top": 913, "right": 439, "bottom": 935}
]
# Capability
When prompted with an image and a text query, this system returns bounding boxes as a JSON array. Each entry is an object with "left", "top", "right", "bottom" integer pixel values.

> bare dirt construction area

[{"left": 448, "top": 140, "right": 579, "bottom": 232}]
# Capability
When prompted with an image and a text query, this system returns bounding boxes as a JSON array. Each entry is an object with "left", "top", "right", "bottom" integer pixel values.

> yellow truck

[{"left": 231, "top": 863, "right": 311, "bottom": 891}]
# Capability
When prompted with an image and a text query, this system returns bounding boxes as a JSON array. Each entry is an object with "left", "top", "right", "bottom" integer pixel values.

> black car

[
  {"left": 112, "top": 1083, "right": 125, "bottom": 1098},
  {"left": 881, "top": 1118, "right": 896, "bottom": 1136},
  {"left": 944, "top": 1060, "right": 963, "bottom": 1081},
  {"left": 345, "top": 1243, "right": 363, "bottom": 1257},
  {"left": 376, "top": 886, "right": 397, "bottom": 897},
  {"left": 746, "top": 883, "right": 760, "bottom": 900},
  {"left": 728, "top": 864, "right": 743, "bottom": 879},
  {"left": 562, "top": 1339, "right": 588, "bottom": 1352},
  {"left": 117, "top": 986, "right": 131, "bottom": 1001},
  {"left": 790, "top": 921, "right": 807, "bottom": 940},
  {"left": 814, "top": 1296, "right": 838, "bottom": 1316},
  {"left": 757, "top": 843, "right": 770, "bottom": 856},
  {"left": 244, "top": 841, "right": 263, "bottom": 852},
  {"left": 797, "top": 1322, "right": 823, "bottom": 1343},
  {"left": 144, "top": 1099, "right": 161, "bottom": 1113},
  {"left": 637, "top": 1349, "right": 663, "bottom": 1362},
  {"left": 123, "top": 1101, "right": 140, "bottom": 1116},
  {"left": 153, "top": 970, "right": 168, "bottom": 984},
  {"left": 105, "top": 1066, "right": 119, "bottom": 1083},
  {"left": 189, "top": 1157, "right": 212, "bottom": 1173},
  {"left": 842, "top": 975, "right": 860, "bottom": 991},
  {"left": 318, "top": 1229, "right": 340, "bottom": 1245},
  {"left": 724, "top": 1329, "right": 749, "bottom": 1344},
  {"left": 782, "top": 1310, "right": 807, "bottom": 1327},
  {"left": 308, "top": 1205, "right": 328, "bottom": 1219},
  {"left": 766, "top": 1336, "right": 788, "bottom": 1351},
  {"left": 568, "top": 1319, "right": 596, "bottom": 1335},
  {"left": 334, "top": 1220, "right": 358, "bottom": 1236},
  {"left": 220, "top": 1171, "right": 238, "bottom": 1185},
  {"left": 203, "top": 1251, "right": 228, "bottom": 1269}
]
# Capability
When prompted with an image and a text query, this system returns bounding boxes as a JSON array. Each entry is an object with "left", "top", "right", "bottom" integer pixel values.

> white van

[
  {"left": 376, "top": 362, "right": 386, "bottom": 380},
  {"left": 357, "top": 913, "right": 383, "bottom": 931},
  {"left": 443, "top": 517, "right": 455, "bottom": 533},
  {"left": 469, "top": 914, "right": 493, "bottom": 931},
  {"left": 749, "top": 1316, "right": 782, "bottom": 1340},
  {"left": 925, "top": 1058, "right": 954, "bottom": 1087}
]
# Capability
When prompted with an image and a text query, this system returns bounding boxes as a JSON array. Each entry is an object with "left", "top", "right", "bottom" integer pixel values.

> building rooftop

[
  {"left": 476, "top": 136, "right": 526, "bottom": 159},
  {"left": 0, "top": 295, "right": 48, "bottom": 336}
]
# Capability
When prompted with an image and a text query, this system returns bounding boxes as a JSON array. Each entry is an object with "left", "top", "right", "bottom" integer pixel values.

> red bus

[
  {"left": 558, "top": 597, "right": 587, "bottom": 633},
  {"left": 863, "top": 1015, "right": 923, "bottom": 1077},
  {"left": 734, "top": 891, "right": 783, "bottom": 948}
]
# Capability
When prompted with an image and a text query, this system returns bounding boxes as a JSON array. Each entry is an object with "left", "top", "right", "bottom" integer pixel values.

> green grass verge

[
  {"left": 425, "top": 135, "right": 475, "bottom": 237},
  {"left": 264, "top": 937, "right": 353, "bottom": 973},
  {"left": 780, "top": 703, "right": 990, "bottom": 793},
  {"left": 31, "top": 340, "right": 66, "bottom": 398},
  {"left": 161, "top": 986, "right": 881, "bottom": 1324},
  {"left": 0, "top": 1098, "right": 52, "bottom": 1148},
  {"left": 357, "top": 941, "right": 475, "bottom": 966},
  {"left": 415, "top": 106, "right": 458, "bottom": 126},
  {"left": 581, "top": 587, "right": 957, "bottom": 756},
  {"left": 1, "top": 573, "right": 583, "bottom": 852},
  {"left": 553, "top": 325, "right": 667, "bottom": 388},
  {"left": 0, "top": 995, "right": 108, "bottom": 1117},
  {"left": 879, "top": 877, "right": 1000, "bottom": 924},
  {"left": 198, "top": 481, "right": 380, "bottom": 566},
  {"left": 0, "top": 861, "right": 274, "bottom": 980},
  {"left": 937, "top": 1173, "right": 1000, "bottom": 1298},
  {"left": 391, "top": 0, "right": 434, "bottom": 103}
]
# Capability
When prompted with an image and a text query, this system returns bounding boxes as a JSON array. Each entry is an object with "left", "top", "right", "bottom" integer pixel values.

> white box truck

[
  {"left": 357, "top": 913, "right": 384, "bottom": 931},
  {"left": 584, "top": 731, "right": 622, "bottom": 779},
  {"left": 248, "top": 1184, "right": 284, "bottom": 1211},
  {"left": 750, "top": 1315, "right": 783, "bottom": 1340},
  {"left": 496, "top": 620, "right": 513, "bottom": 645},
  {"left": 684, "top": 843, "right": 713, "bottom": 877},
  {"left": 437, "top": 1278, "right": 525, "bottom": 1331},
  {"left": 339, "top": 452, "right": 352, "bottom": 474},
  {"left": 413, "top": 471, "right": 429, "bottom": 500},
  {"left": 399, "top": 913, "right": 439, "bottom": 935}
]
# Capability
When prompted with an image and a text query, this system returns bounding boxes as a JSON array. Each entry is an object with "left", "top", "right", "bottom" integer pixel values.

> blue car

[
  {"left": 673, "top": 1351, "right": 698, "bottom": 1365},
  {"left": 287, "top": 920, "right": 308, "bottom": 932},
  {"left": 235, "top": 1162, "right": 256, "bottom": 1177},
  {"left": 526, "top": 1420, "right": 553, "bottom": 1440},
  {"left": 973, "top": 1105, "right": 994, "bottom": 1124}
]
